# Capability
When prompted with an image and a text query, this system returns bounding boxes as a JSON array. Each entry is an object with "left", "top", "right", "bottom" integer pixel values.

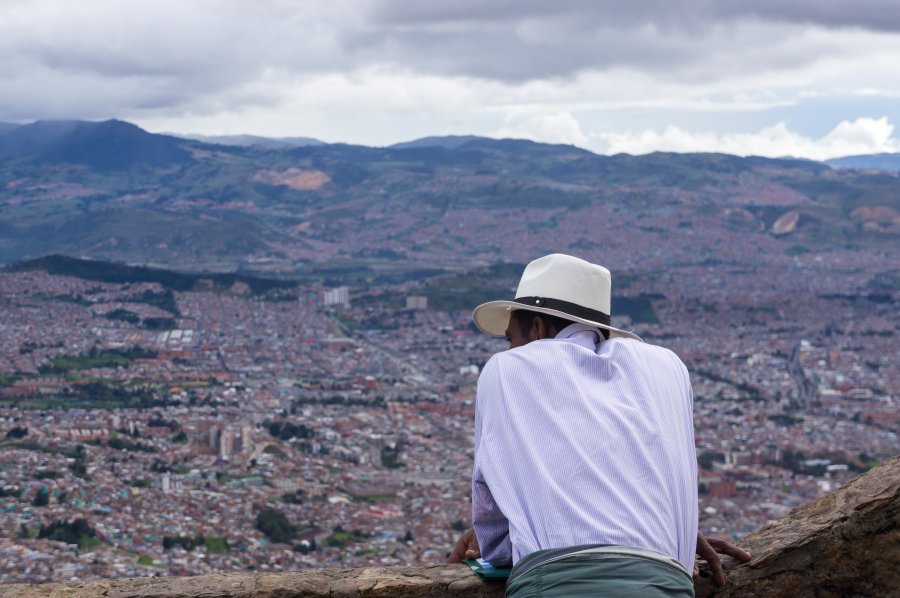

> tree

[
  {"left": 5, "top": 426, "right": 28, "bottom": 439},
  {"left": 32, "top": 487, "right": 50, "bottom": 506},
  {"left": 380, "top": 443, "right": 403, "bottom": 469},
  {"left": 0, "top": 486, "right": 21, "bottom": 498},
  {"left": 281, "top": 490, "right": 305, "bottom": 505},
  {"left": 37, "top": 518, "right": 98, "bottom": 548},
  {"left": 255, "top": 508, "right": 296, "bottom": 544}
]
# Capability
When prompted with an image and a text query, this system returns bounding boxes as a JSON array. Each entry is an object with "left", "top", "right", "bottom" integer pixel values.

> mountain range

[
  {"left": 825, "top": 153, "right": 900, "bottom": 172},
  {"left": 0, "top": 119, "right": 897, "bottom": 278},
  {"left": 178, "top": 133, "right": 326, "bottom": 150}
]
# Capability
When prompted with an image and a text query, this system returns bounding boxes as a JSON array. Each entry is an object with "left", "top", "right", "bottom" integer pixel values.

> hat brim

[{"left": 472, "top": 300, "right": 643, "bottom": 342}]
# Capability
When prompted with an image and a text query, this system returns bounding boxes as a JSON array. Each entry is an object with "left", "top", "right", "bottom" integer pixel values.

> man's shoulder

[
  {"left": 607, "top": 336, "right": 680, "bottom": 356},
  {"left": 482, "top": 341, "right": 556, "bottom": 374},
  {"left": 604, "top": 338, "right": 689, "bottom": 370},
  {"left": 484, "top": 337, "right": 687, "bottom": 373}
]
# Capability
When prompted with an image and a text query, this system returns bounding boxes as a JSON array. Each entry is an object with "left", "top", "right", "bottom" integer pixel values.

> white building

[
  {"left": 323, "top": 286, "right": 350, "bottom": 307},
  {"left": 406, "top": 295, "right": 428, "bottom": 310}
]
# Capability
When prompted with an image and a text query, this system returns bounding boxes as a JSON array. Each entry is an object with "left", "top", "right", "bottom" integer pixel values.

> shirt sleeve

[
  {"left": 472, "top": 357, "right": 513, "bottom": 566},
  {"left": 473, "top": 462, "right": 512, "bottom": 565}
]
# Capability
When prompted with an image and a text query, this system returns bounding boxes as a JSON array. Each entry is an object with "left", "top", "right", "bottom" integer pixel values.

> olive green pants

[{"left": 506, "top": 545, "right": 694, "bottom": 598}]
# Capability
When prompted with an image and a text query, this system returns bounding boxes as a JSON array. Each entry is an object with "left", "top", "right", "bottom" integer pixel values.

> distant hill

[
  {"left": 0, "top": 119, "right": 195, "bottom": 171},
  {"left": 0, "top": 122, "right": 19, "bottom": 135},
  {"left": 0, "top": 119, "right": 897, "bottom": 272},
  {"left": 826, "top": 153, "right": 900, "bottom": 172},
  {"left": 178, "top": 133, "right": 325, "bottom": 149},
  {"left": 390, "top": 135, "right": 486, "bottom": 150}
]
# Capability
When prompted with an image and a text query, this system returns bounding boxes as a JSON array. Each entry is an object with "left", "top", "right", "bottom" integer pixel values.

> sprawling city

[
  {"left": 3, "top": 2, "right": 900, "bottom": 594},
  {"left": 1, "top": 248, "right": 896, "bottom": 582}
]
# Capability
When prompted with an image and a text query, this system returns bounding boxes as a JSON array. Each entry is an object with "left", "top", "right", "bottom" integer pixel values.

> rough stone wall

[
  {"left": 695, "top": 454, "right": 900, "bottom": 597},
  {"left": 3, "top": 455, "right": 898, "bottom": 598},
  {"left": 0, "top": 566, "right": 504, "bottom": 598}
]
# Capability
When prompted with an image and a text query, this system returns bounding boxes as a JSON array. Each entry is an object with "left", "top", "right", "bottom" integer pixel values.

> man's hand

[
  {"left": 695, "top": 532, "right": 752, "bottom": 587},
  {"left": 447, "top": 528, "right": 480, "bottom": 563}
]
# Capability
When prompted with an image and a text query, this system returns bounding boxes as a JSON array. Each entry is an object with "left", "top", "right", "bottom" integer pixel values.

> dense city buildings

[{"left": 0, "top": 258, "right": 896, "bottom": 583}]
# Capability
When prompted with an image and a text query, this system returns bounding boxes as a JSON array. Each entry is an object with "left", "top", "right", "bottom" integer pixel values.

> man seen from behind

[{"left": 449, "top": 253, "right": 750, "bottom": 596}]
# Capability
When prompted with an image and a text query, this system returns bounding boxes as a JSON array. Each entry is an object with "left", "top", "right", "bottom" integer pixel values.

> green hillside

[{"left": 1, "top": 120, "right": 898, "bottom": 272}]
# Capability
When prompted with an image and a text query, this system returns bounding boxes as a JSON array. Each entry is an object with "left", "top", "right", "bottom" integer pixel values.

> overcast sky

[{"left": 3, "top": 0, "right": 900, "bottom": 159}]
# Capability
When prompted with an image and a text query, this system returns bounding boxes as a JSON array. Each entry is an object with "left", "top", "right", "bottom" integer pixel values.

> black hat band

[{"left": 514, "top": 296, "right": 611, "bottom": 326}]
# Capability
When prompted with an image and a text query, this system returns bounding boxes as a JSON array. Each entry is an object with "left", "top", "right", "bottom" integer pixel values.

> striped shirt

[{"left": 472, "top": 323, "right": 698, "bottom": 572}]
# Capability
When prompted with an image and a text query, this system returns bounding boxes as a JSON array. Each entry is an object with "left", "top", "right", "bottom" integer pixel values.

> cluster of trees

[
  {"left": 380, "top": 442, "right": 404, "bottom": 469},
  {"left": 281, "top": 490, "right": 305, "bottom": 505},
  {"left": 58, "top": 380, "right": 171, "bottom": 410},
  {"left": 323, "top": 525, "right": 370, "bottom": 548},
  {"left": 255, "top": 508, "right": 322, "bottom": 553},
  {"left": 162, "top": 535, "right": 230, "bottom": 553},
  {"left": 266, "top": 420, "right": 314, "bottom": 441},
  {"left": 256, "top": 508, "right": 296, "bottom": 543},
  {"left": 66, "top": 443, "right": 89, "bottom": 479},
  {"left": 16, "top": 255, "right": 296, "bottom": 297},
  {"left": 767, "top": 414, "right": 804, "bottom": 426},
  {"left": 697, "top": 451, "right": 726, "bottom": 470},
  {"left": 31, "top": 486, "right": 68, "bottom": 506},
  {"left": 148, "top": 415, "right": 181, "bottom": 430},
  {"left": 115, "top": 346, "right": 158, "bottom": 359},
  {"left": 143, "top": 317, "right": 177, "bottom": 330},
  {"left": 5, "top": 426, "right": 28, "bottom": 439},
  {"left": 39, "top": 346, "right": 159, "bottom": 375},
  {"left": 0, "top": 486, "right": 21, "bottom": 498},
  {"left": 106, "top": 435, "right": 155, "bottom": 453},
  {"left": 263, "top": 444, "right": 286, "bottom": 459},
  {"left": 103, "top": 308, "right": 141, "bottom": 324},
  {"left": 136, "top": 289, "right": 180, "bottom": 317},
  {"left": 150, "top": 459, "right": 174, "bottom": 473},
  {"left": 31, "top": 487, "right": 50, "bottom": 506},
  {"left": 37, "top": 518, "right": 99, "bottom": 548}
]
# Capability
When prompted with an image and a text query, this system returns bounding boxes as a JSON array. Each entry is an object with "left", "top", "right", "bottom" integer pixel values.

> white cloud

[
  {"left": 492, "top": 112, "right": 589, "bottom": 147},
  {"left": 134, "top": 68, "right": 489, "bottom": 144},
  {"left": 3, "top": 0, "right": 900, "bottom": 159},
  {"left": 822, "top": 117, "right": 896, "bottom": 150},
  {"left": 599, "top": 117, "right": 900, "bottom": 160}
]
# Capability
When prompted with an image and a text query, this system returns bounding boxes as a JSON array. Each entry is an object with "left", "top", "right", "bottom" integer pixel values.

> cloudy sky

[{"left": 3, "top": 0, "right": 900, "bottom": 159}]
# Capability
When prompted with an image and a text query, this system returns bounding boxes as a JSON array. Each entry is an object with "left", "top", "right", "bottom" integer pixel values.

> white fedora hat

[{"left": 472, "top": 253, "right": 642, "bottom": 341}]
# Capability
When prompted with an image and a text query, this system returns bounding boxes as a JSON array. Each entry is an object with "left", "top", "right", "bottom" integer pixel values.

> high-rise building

[
  {"left": 323, "top": 286, "right": 350, "bottom": 307},
  {"left": 406, "top": 295, "right": 428, "bottom": 310},
  {"left": 208, "top": 426, "right": 220, "bottom": 450},
  {"left": 241, "top": 425, "right": 253, "bottom": 455},
  {"left": 220, "top": 429, "right": 234, "bottom": 459}
]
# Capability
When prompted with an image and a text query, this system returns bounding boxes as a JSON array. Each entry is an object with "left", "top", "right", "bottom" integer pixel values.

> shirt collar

[{"left": 555, "top": 322, "right": 603, "bottom": 347}]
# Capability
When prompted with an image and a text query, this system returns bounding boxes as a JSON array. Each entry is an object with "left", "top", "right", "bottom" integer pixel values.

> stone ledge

[
  {"left": 3, "top": 455, "right": 898, "bottom": 597},
  {"left": 695, "top": 454, "right": 900, "bottom": 597},
  {"left": 0, "top": 565, "right": 504, "bottom": 598}
]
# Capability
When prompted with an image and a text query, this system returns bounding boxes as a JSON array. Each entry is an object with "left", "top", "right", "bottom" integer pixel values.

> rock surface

[
  {"left": 0, "top": 565, "right": 504, "bottom": 598},
  {"left": 2, "top": 456, "right": 898, "bottom": 598},
  {"left": 695, "top": 454, "right": 900, "bottom": 597}
]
